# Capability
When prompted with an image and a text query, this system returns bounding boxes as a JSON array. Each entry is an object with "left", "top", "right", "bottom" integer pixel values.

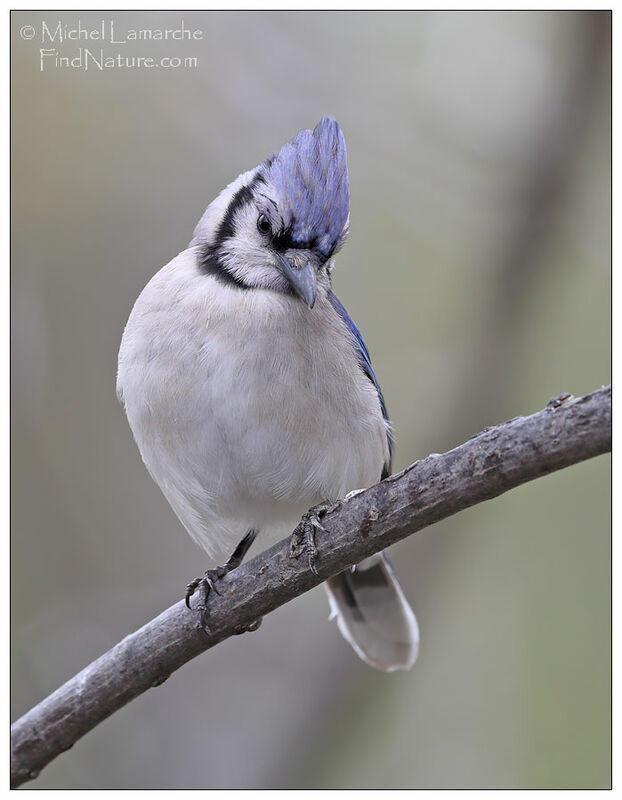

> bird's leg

[
  {"left": 290, "top": 503, "right": 330, "bottom": 577},
  {"left": 185, "top": 529, "right": 258, "bottom": 634}
]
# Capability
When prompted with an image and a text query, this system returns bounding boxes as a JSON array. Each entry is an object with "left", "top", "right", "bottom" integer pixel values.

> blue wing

[{"left": 327, "top": 290, "right": 394, "bottom": 477}]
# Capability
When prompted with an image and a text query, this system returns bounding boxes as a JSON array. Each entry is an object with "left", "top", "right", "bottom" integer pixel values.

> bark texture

[{"left": 11, "top": 385, "right": 611, "bottom": 787}]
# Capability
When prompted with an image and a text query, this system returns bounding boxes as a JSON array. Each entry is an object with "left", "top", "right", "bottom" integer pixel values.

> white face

[
  {"left": 218, "top": 197, "right": 293, "bottom": 291},
  {"left": 190, "top": 166, "right": 349, "bottom": 302}
]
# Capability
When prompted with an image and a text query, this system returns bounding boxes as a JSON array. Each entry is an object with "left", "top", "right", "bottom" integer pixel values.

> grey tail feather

[{"left": 324, "top": 551, "right": 419, "bottom": 672}]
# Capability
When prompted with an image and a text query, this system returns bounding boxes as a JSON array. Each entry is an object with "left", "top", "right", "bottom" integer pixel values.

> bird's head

[{"left": 191, "top": 117, "right": 350, "bottom": 309}]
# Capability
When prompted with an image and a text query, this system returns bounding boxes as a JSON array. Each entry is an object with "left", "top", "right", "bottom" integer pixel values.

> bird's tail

[{"left": 324, "top": 551, "right": 419, "bottom": 672}]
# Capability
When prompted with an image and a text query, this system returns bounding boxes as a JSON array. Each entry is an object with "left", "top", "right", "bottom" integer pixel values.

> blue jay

[{"left": 117, "top": 117, "right": 419, "bottom": 671}]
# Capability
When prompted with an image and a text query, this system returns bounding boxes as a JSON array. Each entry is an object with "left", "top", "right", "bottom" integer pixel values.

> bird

[{"left": 117, "top": 117, "right": 419, "bottom": 671}]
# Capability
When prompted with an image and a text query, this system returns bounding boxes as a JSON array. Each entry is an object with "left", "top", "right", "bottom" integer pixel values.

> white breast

[{"left": 117, "top": 247, "right": 389, "bottom": 559}]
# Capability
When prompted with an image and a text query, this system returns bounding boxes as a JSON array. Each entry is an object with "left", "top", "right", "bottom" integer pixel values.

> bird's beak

[{"left": 275, "top": 254, "right": 317, "bottom": 309}]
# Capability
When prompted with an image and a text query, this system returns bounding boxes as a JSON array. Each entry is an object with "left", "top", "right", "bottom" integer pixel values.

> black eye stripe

[
  {"left": 208, "top": 177, "right": 263, "bottom": 251},
  {"left": 197, "top": 173, "right": 264, "bottom": 288},
  {"left": 272, "top": 229, "right": 332, "bottom": 262}
]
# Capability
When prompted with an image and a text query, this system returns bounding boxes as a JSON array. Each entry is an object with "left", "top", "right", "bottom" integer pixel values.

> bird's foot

[
  {"left": 290, "top": 503, "right": 329, "bottom": 576},
  {"left": 184, "top": 529, "right": 258, "bottom": 635},
  {"left": 184, "top": 565, "right": 228, "bottom": 634},
  {"left": 233, "top": 617, "right": 263, "bottom": 635}
]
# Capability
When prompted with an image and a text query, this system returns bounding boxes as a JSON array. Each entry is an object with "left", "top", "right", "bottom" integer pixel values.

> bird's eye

[{"left": 257, "top": 214, "right": 271, "bottom": 235}]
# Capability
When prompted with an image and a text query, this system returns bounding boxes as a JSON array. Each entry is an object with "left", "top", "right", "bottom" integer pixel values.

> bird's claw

[
  {"left": 290, "top": 503, "right": 329, "bottom": 576},
  {"left": 184, "top": 566, "right": 228, "bottom": 634},
  {"left": 233, "top": 617, "right": 264, "bottom": 635}
]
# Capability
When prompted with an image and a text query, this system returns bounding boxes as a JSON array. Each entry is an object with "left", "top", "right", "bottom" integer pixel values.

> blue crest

[{"left": 263, "top": 117, "right": 350, "bottom": 258}]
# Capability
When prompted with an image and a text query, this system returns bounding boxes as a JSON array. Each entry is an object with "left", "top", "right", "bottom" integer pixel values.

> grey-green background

[{"left": 11, "top": 11, "right": 610, "bottom": 789}]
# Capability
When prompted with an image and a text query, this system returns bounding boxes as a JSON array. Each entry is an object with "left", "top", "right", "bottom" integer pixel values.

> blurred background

[{"left": 11, "top": 11, "right": 610, "bottom": 789}]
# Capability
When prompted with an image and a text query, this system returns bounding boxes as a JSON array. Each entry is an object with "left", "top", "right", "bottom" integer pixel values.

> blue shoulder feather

[{"left": 327, "top": 290, "right": 394, "bottom": 476}]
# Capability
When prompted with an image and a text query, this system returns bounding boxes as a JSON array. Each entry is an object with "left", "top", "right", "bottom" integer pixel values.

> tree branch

[{"left": 11, "top": 385, "right": 611, "bottom": 787}]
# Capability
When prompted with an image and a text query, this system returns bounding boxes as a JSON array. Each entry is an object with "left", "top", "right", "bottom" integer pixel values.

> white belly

[{"left": 117, "top": 249, "right": 389, "bottom": 559}]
